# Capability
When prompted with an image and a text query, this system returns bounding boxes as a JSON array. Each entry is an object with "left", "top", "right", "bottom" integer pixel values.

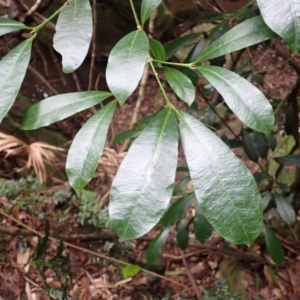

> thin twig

[{"left": 180, "top": 249, "right": 202, "bottom": 300}]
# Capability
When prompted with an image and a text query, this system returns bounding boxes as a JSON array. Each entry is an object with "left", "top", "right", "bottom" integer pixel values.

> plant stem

[
  {"left": 153, "top": 60, "right": 193, "bottom": 68},
  {"left": 149, "top": 58, "right": 171, "bottom": 106},
  {"left": 32, "top": 0, "right": 69, "bottom": 32},
  {"left": 128, "top": 0, "right": 141, "bottom": 28}
]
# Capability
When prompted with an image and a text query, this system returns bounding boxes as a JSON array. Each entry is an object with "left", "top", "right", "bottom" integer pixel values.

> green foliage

[{"left": 2, "top": 0, "right": 300, "bottom": 255}]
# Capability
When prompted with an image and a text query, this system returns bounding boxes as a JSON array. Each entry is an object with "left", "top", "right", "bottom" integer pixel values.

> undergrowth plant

[{"left": 0, "top": 0, "right": 299, "bottom": 265}]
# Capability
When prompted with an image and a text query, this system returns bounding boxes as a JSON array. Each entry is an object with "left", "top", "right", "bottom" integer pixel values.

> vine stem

[
  {"left": 128, "top": 0, "right": 141, "bottom": 28},
  {"left": 0, "top": 208, "right": 191, "bottom": 292}
]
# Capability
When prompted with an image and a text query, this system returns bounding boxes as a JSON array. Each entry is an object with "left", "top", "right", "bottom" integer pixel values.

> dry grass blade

[{"left": 0, "top": 131, "right": 64, "bottom": 183}]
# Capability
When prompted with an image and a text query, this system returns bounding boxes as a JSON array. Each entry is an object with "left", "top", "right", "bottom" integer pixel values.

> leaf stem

[
  {"left": 148, "top": 57, "right": 171, "bottom": 106},
  {"left": 32, "top": 0, "right": 69, "bottom": 32},
  {"left": 128, "top": 0, "right": 141, "bottom": 28},
  {"left": 153, "top": 60, "right": 193, "bottom": 68}
]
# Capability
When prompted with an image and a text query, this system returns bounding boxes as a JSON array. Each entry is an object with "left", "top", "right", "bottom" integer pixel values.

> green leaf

[
  {"left": 0, "top": 18, "right": 29, "bottom": 36},
  {"left": 112, "top": 129, "right": 141, "bottom": 145},
  {"left": 164, "top": 33, "right": 200, "bottom": 60},
  {"left": 198, "top": 66, "right": 274, "bottom": 135},
  {"left": 274, "top": 192, "right": 295, "bottom": 225},
  {"left": 22, "top": 91, "right": 112, "bottom": 130},
  {"left": 149, "top": 38, "right": 166, "bottom": 61},
  {"left": 122, "top": 264, "right": 141, "bottom": 278},
  {"left": 146, "top": 227, "right": 169, "bottom": 266},
  {"left": 242, "top": 130, "right": 269, "bottom": 163},
  {"left": 194, "top": 204, "right": 212, "bottom": 243},
  {"left": 53, "top": 0, "right": 92, "bottom": 73},
  {"left": 164, "top": 67, "right": 195, "bottom": 106},
  {"left": 66, "top": 101, "right": 116, "bottom": 195},
  {"left": 263, "top": 224, "right": 284, "bottom": 264},
  {"left": 141, "top": 0, "right": 163, "bottom": 26},
  {"left": 274, "top": 155, "right": 300, "bottom": 167},
  {"left": 176, "top": 219, "right": 189, "bottom": 249},
  {"left": 262, "top": 192, "right": 272, "bottom": 210},
  {"left": 109, "top": 108, "right": 179, "bottom": 240},
  {"left": 106, "top": 30, "right": 149, "bottom": 106},
  {"left": 257, "top": 0, "right": 300, "bottom": 52},
  {"left": 160, "top": 193, "right": 196, "bottom": 226},
  {"left": 179, "top": 111, "right": 263, "bottom": 244},
  {"left": 0, "top": 38, "right": 32, "bottom": 123},
  {"left": 195, "top": 16, "right": 275, "bottom": 62}
]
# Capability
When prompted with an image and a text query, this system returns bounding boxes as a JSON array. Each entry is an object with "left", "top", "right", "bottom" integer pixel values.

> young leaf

[
  {"left": 66, "top": 101, "right": 116, "bottom": 195},
  {"left": 194, "top": 204, "right": 212, "bottom": 243},
  {"left": 141, "top": 0, "right": 163, "bottom": 26},
  {"left": 263, "top": 224, "right": 284, "bottom": 264},
  {"left": 109, "top": 108, "right": 179, "bottom": 240},
  {"left": 160, "top": 193, "right": 196, "bottom": 226},
  {"left": 149, "top": 38, "right": 166, "bottom": 61},
  {"left": 122, "top": 264, "right": 141, "bottom": 278},
  {"left": 0, "top": 38, "right": 32, "bottom": 123},
  {"left": 53, "top": 0, "right": 92, "bottom": 73},
  {"left": 146, "top": 227, "right": 170, "bottom": 266},
  {"left": 195, "top": 16, "right": 275, "bottom": 62},
  {"left": 257, "top": 0, "right": 300, "bottom": 52},
  {"left": 164, "top": 33, "right": 200, "bottom": 60},
  {"left": 106, "top": 30, "right": 149, "bottom": 106},
  {"left": 176, "top": 219, "right": 189, "bottom": 249},
  {"left": 164, "top": 67, "right": 195, "bottom": 106},
  {"left": 0, "top": 18, "right": 29, "bottom": 36},
  {"left": 179, "top": 111, "right": 263, "bottom": 245},
  {"left": 198, "top": 66, "right": 274, "bottom": 135},
  {"left": 274, "top": 192, "right": 295, "bottom": 225},
  {"left": 274, "top": 155, "right": 300, "bottom": 167},
  {"left": 22, "top": 91, "right": 112, "bottom": 130}
]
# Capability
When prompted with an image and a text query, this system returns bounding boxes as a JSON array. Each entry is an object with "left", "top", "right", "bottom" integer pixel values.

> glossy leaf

[
  {"left": 160, "top": 193, "right": 196, "bottom": 226},
  {"left": 122, "top": 265, "right": 141, "bottom": 278},
  {"left": 185, "top": 39, "right": 206, "bottom": 63},
  {"left": 146, "top": 227, "right": 170, "bottom": 266},
  {"left": 149, "top": 38, "right": 165, "bottom": 61},
  {"left": 164, "top": 67, "right": 195, "bottom": 106},
  {"left": 141, "top": 0, "right": 162, "bottom": 26},
  {"left": 264, "top": 224, "right": 284, "bottom": 264},
  {"left": 109, "top": 108, "right": 179, "bottom": 240},
  {"left": 274, "top": 155, "right": 300, "bottom": 167},
  {"left": 274, "top": 192, "right": 295, "bottom": 225},
  {"left": 164, "top": 33, "right": 200, "bottom": 60},
  {"left": 198, "top": 66, "right": 274, "bottom": 135},
  {"left": 179, "top": 112, "right": 263, "bottom": 244},
  {"left": 176, "top": 219, "right": 189, "bottom": 249},
  {"left": 53, "top": 0, "right": 92, "bottom": 73},
  {"left": 195, "top": 16, "right": 275, "bottom": 62},
  {"left": 66, "top": 101, "right": 116, "bottom": 195},
  {"left": 0, "top": 38, "right": 32, "bottom": 123},
  {"left": 194, "top": 204, "right": 212, "bottom": 243},
  {"left": 106, "top": 30, "right": 149, "bottom": 106},
  {"left": 257, "top": 0, "right": 300, "bottom": 52},
  {"left": 22, "top": 91, "right": 112, "bottom": 130},
  {"left": 0, "top": 18, "right": 29, "bottom": 36}
]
